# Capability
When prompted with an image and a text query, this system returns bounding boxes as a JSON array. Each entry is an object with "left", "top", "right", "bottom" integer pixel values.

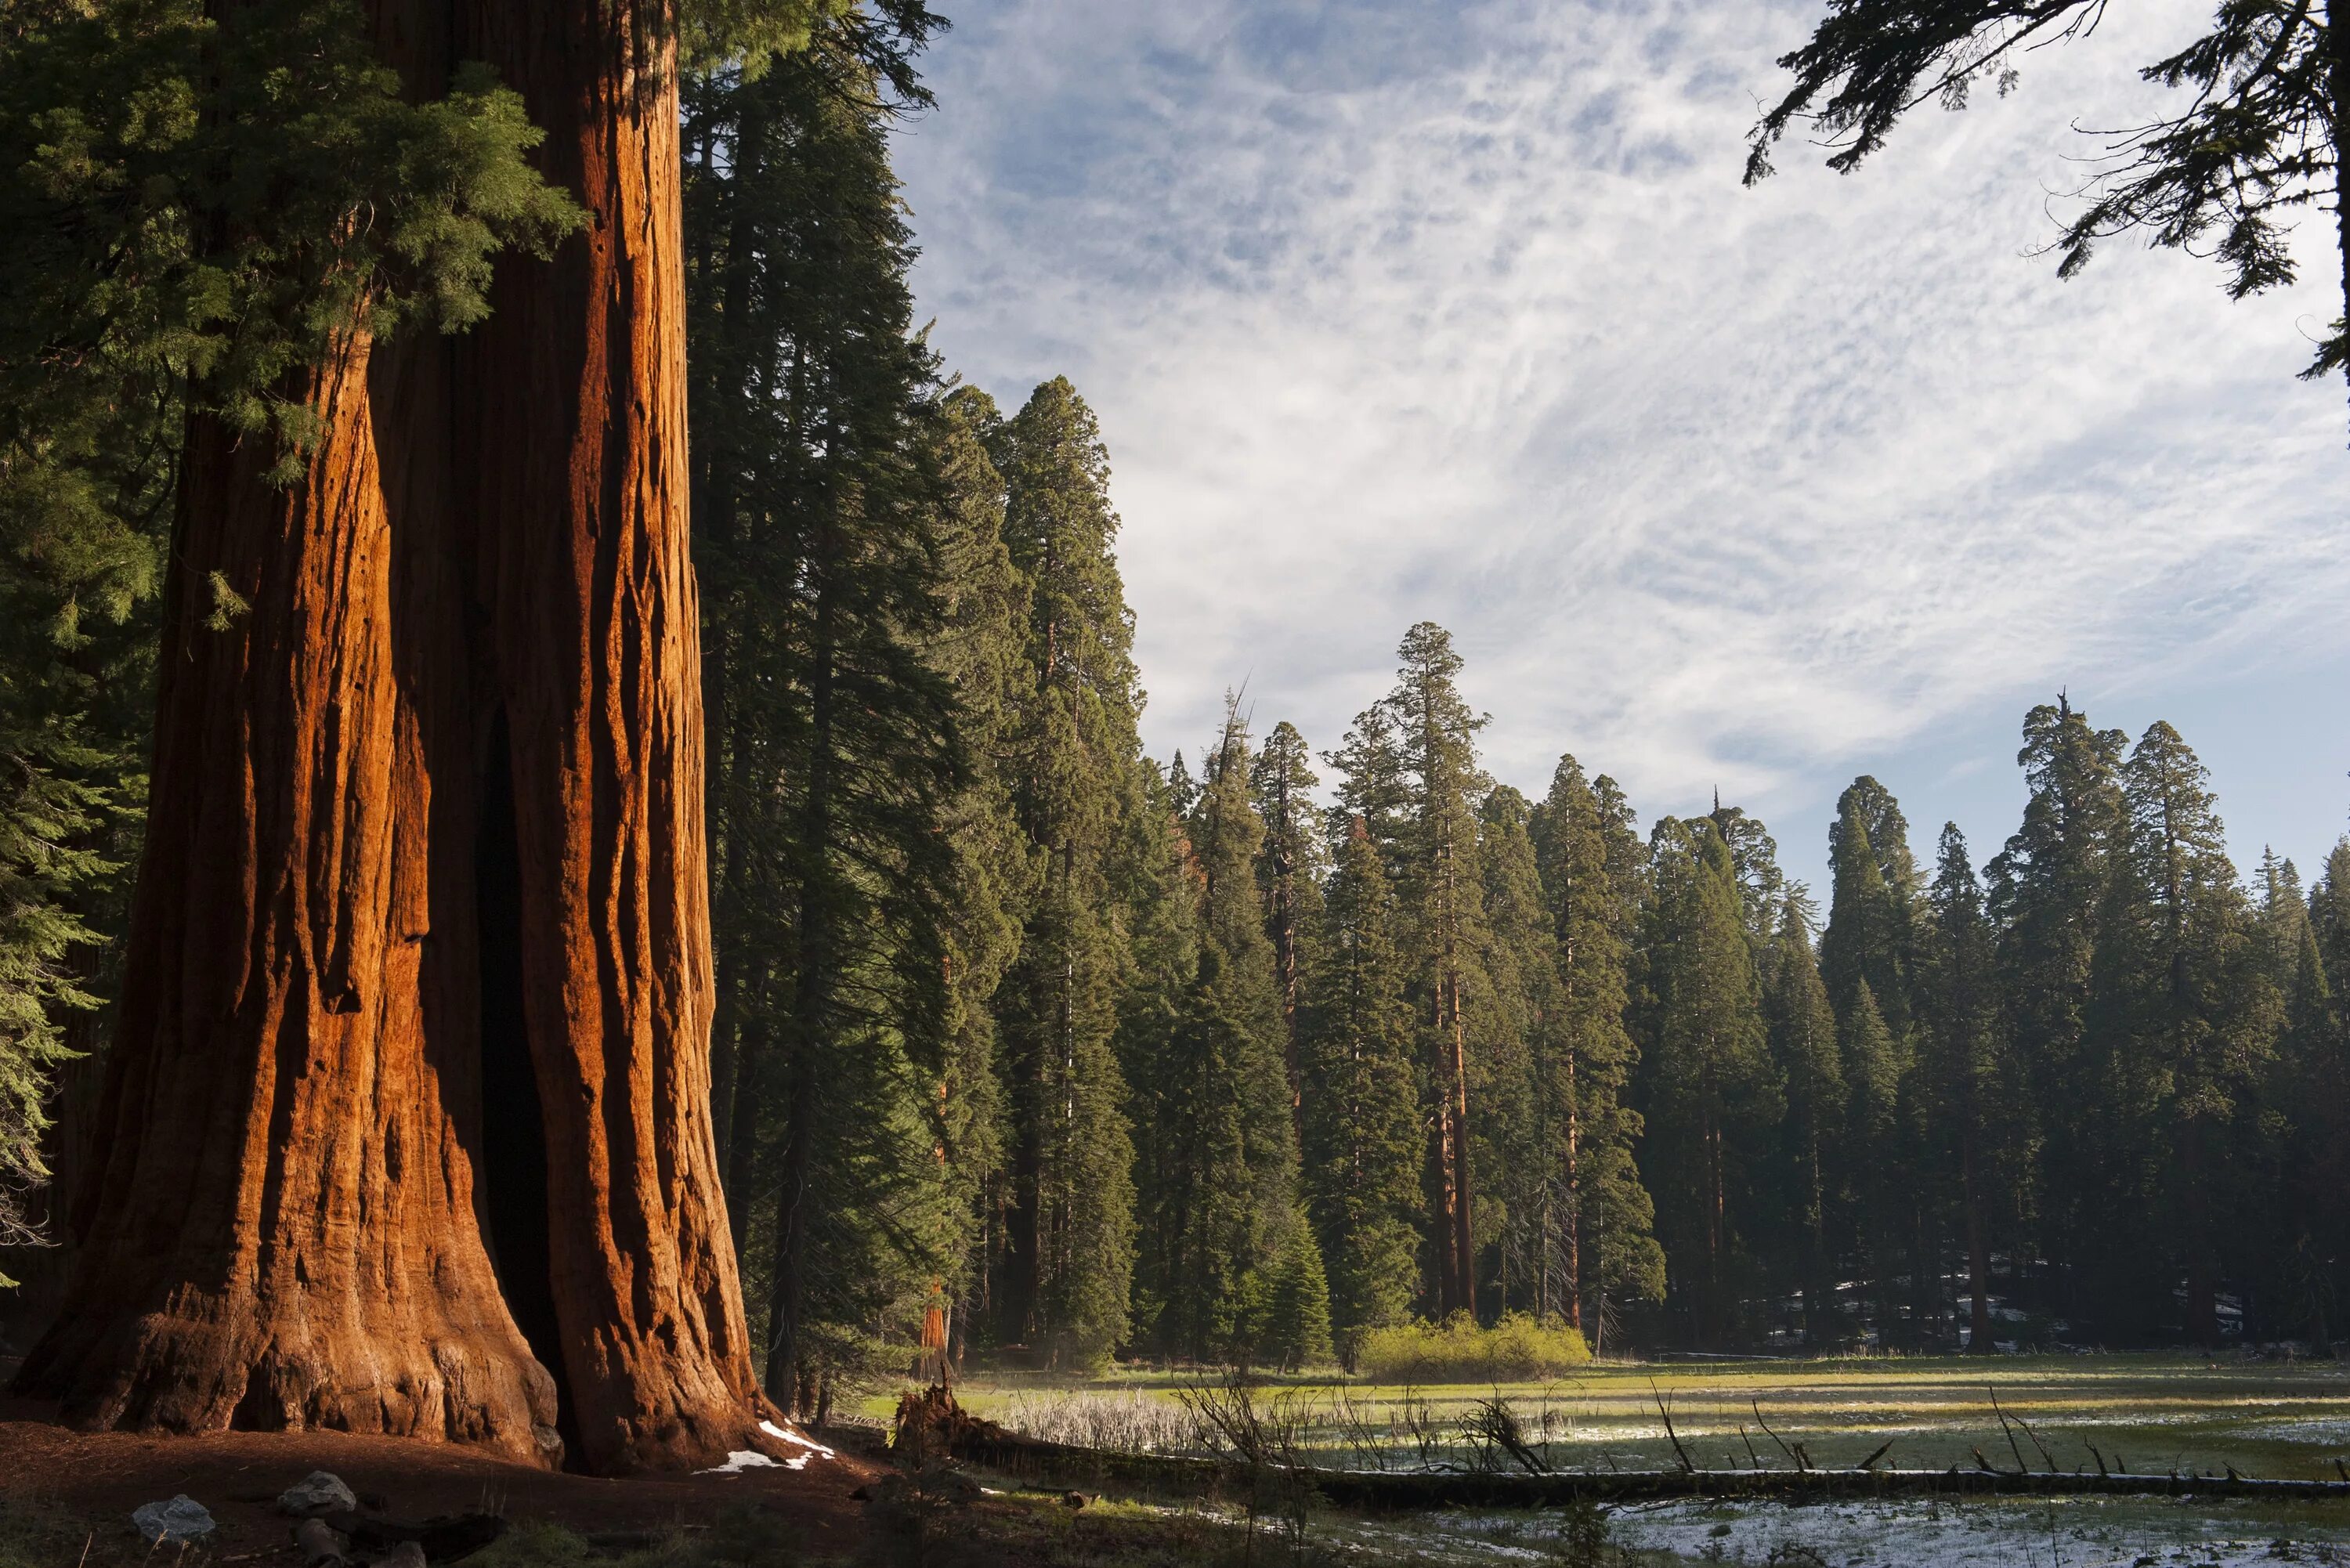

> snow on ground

[
  {"left": 2236, "top": 1420, "right": 2350, "bottom": 1444},
  {"left": 1419, "top": 1498, "right": 2350, "bottom": 1567},
  {"left": 761, "top": 1418, "right": 836, "bottom": 1458},
  {"left": 696, "top": 1451, "right": 784, "bottom": 1475}
]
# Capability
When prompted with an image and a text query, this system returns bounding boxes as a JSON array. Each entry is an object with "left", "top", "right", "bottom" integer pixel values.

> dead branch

[{"left": 1650, "top": 1380, "right": 1694, "bottom": 1474}]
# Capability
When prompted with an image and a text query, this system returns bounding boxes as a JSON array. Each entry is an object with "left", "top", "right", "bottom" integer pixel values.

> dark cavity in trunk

[{"left": 475, "top": 710, "right": 580, "bottom": 1465}]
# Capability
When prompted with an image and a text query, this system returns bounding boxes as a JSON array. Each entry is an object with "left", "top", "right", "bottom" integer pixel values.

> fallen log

[{"left": 938, "top": 1427, "right": 2350, "bottom": 1509}]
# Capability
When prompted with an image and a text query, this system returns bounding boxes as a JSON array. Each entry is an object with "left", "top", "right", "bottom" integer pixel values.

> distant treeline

[{"left": 5, "top": 10, "right": 2345, "bottom": 1411}]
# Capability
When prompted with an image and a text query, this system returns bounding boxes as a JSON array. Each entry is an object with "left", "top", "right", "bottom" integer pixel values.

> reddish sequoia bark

[
  {"left": 16, "top": 338, "right": 560, "bottom": 1459},
  {"left": 15, "top": 0, "right": 761, "bottom": 1476},
  {"left": 447, "top": 0, "right": 756, "bottom": 1475}
]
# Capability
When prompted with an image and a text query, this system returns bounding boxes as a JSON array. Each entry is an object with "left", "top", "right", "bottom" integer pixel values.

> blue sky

[{"left": 891, "top": 0, "right": 2350, "bottom": 896}]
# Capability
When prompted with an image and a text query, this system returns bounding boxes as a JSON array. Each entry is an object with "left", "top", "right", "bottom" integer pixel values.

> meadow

[
  {"left": 891, "top": 1353, "right": 2350, "bottom": 1480},
  {"left": 867, "top": 1354, "right": 2350, "bottom": 1565}
]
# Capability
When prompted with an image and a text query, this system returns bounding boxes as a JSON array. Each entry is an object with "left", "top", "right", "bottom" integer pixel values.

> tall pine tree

[
  {"left": 1988, "top": 696, "right": 2125, "bottom": 1331},
  {"left": 1531, "top": 755, "right": 1661, "bottom": 1342},
  {"left": 1636, "top": 814, "right": 1782, "bottom": 1346},
  {"left": 1130, "top": 701, "right": 1297, "bottom": 1359},
  {"left": 986, "top": 378, "right": 1144, "bottom": 1367},
  {"left": 1916, "top": 826, "right": 2016, "bottom": 1354},
  {"left": 685, "top": 27, "right": 968, "bottom": 1410},
  {"left": 1300, "top": 814, "right": 1423, "bottom": 1361},
  {"left": 1379, "top": 623, "right": 1491, "bottom": 1319},
  {"left": 1762, "top": 896, "right": 1842, "bottom": 1347},
  {"left": 1252, "top": 721, "right": 1325, "bottom": 1132}
]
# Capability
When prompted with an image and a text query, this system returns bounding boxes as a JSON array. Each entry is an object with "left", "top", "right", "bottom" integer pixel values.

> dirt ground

[{"left": 0, "top": 1389, "right": 888, "bottom": 1563}]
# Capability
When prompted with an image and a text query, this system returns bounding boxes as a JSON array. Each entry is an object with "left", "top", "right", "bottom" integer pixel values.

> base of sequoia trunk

[{"left": 13, "top": 1288, "right": 567, "bottom": 1465}]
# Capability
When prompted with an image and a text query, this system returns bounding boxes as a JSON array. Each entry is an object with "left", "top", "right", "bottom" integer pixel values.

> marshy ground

[{"left": 880, "top": 1353, "right": 2350, "bottom": 1565}]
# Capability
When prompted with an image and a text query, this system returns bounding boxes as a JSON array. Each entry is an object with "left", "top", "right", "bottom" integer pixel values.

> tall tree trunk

[
  {"left": 450, "top": 0, "right": 757, "bottom": 1472},
  {"left": 1804, "top": 1140, "right": 1831, "bottom": 1348},
  {"left": 766, "top": 567, "right": 836, "bottom": 1414},
  {"left": 1563, "top": 1057, "right": 1582, "bottom": 1333},
  {"left": 724, "top": 1008, "right": 768, "bottom": 1259},
  {"left": 1705, "top": 1114, "right": 1725, "bottom": 1348},
  {"left": 1962, "top": 1121, "right": 1995, "bottom": 1353},
  {"left": 1269, "top": 774, "right": 1303, "bottom": 1136},
  {"left": 19, "top": 0, "right": 768, "bottom": 1476},
  {"left": 16, "top": 338, "right": 563, "bottom": 1461},
  {"left": 2180, "top": 1115, "right": 2221, "bottom": 1346},
  {"left": 1448, "top": 983, "right": 1474, "bottom": 1318}
]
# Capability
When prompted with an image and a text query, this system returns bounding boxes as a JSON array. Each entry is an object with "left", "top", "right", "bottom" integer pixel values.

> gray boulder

[
  {"left": 132, "top": 1495, "right": 215, "bottom": 1544},
  {"left": 280, "top": 1470, "right": 360, "bottom": 1518}
]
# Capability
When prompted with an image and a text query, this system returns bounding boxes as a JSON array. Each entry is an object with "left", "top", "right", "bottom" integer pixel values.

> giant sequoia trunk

[{"left": 14, "top": 0, "right": 762, "bottom": 1476}]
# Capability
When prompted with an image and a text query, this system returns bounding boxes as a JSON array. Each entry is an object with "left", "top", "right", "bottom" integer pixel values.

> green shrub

[{"left": 1355, "top": 1310, "right": 1589, "bottom": 1383}]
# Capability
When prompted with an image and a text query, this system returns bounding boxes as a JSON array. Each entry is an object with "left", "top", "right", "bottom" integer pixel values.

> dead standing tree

[{"left": 11, "top": 0, "right": 778, "bottom": 1475}]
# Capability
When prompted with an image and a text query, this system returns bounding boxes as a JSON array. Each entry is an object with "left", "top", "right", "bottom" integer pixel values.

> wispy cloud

[{"left": 895, "top": 0, "right": 2349, "bottom": 851}]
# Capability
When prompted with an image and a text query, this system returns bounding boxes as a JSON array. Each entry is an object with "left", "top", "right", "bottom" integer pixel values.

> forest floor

[{"left": 0, "top": 1389, "right": 1294, "bottom": 1568}]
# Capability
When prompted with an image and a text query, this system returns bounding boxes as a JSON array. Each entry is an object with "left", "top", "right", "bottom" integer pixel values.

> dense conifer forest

[{"left": 4, "top": 0, "right": 2348, "bottom": 1436}]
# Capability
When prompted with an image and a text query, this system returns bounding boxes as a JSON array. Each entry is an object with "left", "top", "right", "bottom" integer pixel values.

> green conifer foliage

[
  {"left": 1301, "top": 815, "right": 1423, "bottom": 1363},
  {"left": 1252, "top": 721, "right": 1327, "bottom": 1125},
  {"left": 1260, "top": 1209, "right": 1336, "bottom": 1371},
  {"left": 1531, "top": 756, "right": 1663, "bottom": 1347},
  {"left": 1476, "top": 785, "right": 1553, "bottom": 1315},
  {"left": 1369, "top": 623, "right": 1491, "bottom": 1319},
  {"left": 0, "top": 745, "right": 107, "bottom": 1281},
  {"left": 1762, "top": 897, "right": 1843, "bottom": 1347},
  {"left": 922, "top": 387, "right": 1042, "bottom": 1364},
  {"left": 1839, "top": 979, "right": 1905, "bottom": 1337},
  {"left": 2291, "top": 840, "right": 2350, "bottom": 1341},
  {"left": 1988, "top": 695, "right": 2126, "bottom": 1329},
  {"left": 1821, "top": 776, "right": 1921, "bottom": 1036},
  {"left": 1637, "top": 814, "right": 1783, "bottom": 1346},
  {"left": 1916, "top": 825, "right": 2016, "bottom": 1354},
  {"left": 2102, "top": 721, "right": 2275, "bottom": 1346},
  {"left": 1130, "top": 703, "right": 1298, "bottom": 1359},
  {"left": 985, "top": 377, "right": 1144, "bottom": 1367},
  {"left": 1749, "top": 0, "right": 2350, "bottom": 420},
  {"left": 684, "top": 31, "right": 974, "bottom": 1407}
]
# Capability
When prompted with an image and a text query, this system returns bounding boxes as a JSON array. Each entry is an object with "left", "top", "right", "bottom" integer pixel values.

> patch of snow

[
  {"left": 698, "top": 1450, "right": 783, "bottom": 1475},
  {"left": 2235, "top": 1419, "right": 2350, "bottom": 1444},
  {"left": 1426, "top": 1498, "right": 2350, "bottom": 1568},
  {"left": 761, "top": 1418, "right": 836, "bottom": 1458}
]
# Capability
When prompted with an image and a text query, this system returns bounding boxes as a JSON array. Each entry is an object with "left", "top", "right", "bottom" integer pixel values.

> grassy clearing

[{"left": 875, "top": 1353, "right": 2350, "bottom": 1480}]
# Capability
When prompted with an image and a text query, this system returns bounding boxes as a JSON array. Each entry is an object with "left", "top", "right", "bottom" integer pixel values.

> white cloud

[{"left": 894, "top": 0, "right": 2350, "bottom": 847}]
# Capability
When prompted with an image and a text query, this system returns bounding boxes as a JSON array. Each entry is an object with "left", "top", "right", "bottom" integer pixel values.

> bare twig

[
  {"left": 1753, "top": 1400, "right": 1806, "bottom": 1472},
  {"left": 1990, "top": 1389, "right": 2058, "bottom": 1472},
  {"left": 1649, "top": 1380, "right": 1694, "bottom": 1473},
  {"left": 1989, "top": 1389, "right": 2032, "bottom": 1475},
  {"left": 1854, "top": 1438, "right": 1894, "bottom": 1472}
]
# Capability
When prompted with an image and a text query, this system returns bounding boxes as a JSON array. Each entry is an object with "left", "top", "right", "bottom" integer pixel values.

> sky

[{"left": 889, "top": 0, "right": 2350, "bottom": 897}]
